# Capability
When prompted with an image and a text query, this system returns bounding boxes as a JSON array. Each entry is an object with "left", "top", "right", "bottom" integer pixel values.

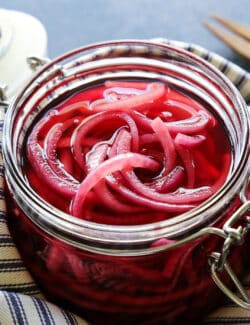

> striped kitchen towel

[{"left": 0, "top": 40, "right": 250, "bottom": 325}]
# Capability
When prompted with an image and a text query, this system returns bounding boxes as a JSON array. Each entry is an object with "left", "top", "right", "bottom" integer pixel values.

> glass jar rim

[{"left": 3, "top": 39, "right": 250, "bottom": 250}]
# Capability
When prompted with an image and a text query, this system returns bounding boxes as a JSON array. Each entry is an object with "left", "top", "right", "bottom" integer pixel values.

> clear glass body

[{"left": 3, "top": 40, "right": 250, "bottom": 324}]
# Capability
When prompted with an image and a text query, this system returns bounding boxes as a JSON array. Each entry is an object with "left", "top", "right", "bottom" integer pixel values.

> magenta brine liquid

[
  {"left": 22, "top": 80, "right": 231, "bottom": 225},
  {"left": 6, "top": 79, "right": 241, "bottom": 325}
]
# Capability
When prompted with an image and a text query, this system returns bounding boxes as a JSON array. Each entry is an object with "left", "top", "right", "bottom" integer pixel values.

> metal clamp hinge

[
  {"left": 27, "top": 56, "right": 51, "bottom": 71},
  {"left": 26, "top": 56, "right": 65, "bottom": 81},
  {"left": 209, "top": 200, "right": 250, "bottom": 309}
]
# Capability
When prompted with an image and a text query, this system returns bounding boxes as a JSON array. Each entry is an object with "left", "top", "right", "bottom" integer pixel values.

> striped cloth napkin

[{"left": 0, "top": 40, "right": 250, "bottom": 325}]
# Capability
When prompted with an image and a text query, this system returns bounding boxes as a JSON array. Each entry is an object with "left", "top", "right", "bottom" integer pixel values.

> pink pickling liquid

[
  {"left": 7, "top": 80, "right": 246, "bottom": 325},
  {"left": 23, "top": 80, "right": 231, "bottom": 225}
]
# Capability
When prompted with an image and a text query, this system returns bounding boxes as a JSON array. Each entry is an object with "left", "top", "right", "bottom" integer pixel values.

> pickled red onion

[
  {"left": 151, "top": 117, "right": 176, "bottom": 173},
  {"left": 27, "top": 118, "right": 79, "bottom": 198},
  {"left": 24, "top": 80, "right": 230, "bottom": 225},
  {"left": 71, "top": 111, "right": 139, "bottom": 170},
  {"left": 166, "top": 110, "right": 211, "bottom": 134},
  {"left": 90, "top": 82, "right": 166, "bottom": 112},
  {"left": 44, "top": 119, "right": 80, "bottom": 184},
  {"left": 71, "top": 153, "right": 160, "bottom": 217}
]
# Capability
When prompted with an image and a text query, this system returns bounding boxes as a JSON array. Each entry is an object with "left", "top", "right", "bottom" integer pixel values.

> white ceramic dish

[{"left": 0, "top": 9, "right": 47, "bottom": 99}]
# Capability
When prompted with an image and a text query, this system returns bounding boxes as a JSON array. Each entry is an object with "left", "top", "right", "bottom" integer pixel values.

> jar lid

[{"left": 0, "top": 9, "right": 47, "bottom": 99}]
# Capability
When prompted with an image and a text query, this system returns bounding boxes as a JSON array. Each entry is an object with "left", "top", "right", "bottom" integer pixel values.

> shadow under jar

[{"left": 2, "top": 40, "right": 250, "bottom": 324}]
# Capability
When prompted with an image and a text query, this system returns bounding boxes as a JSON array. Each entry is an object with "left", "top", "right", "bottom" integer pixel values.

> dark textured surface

[{"left": 1, "top": 0, "right": 250, "bottom": 69}]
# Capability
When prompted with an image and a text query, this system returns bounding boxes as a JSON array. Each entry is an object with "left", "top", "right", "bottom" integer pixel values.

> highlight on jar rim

[{"left": 2, "top": 40, "right": 250, "bottom": 324}]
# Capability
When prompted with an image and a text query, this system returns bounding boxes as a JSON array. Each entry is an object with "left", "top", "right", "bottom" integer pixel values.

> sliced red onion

[
  {"left": 165, "top": 99, "right": 198, "bottom": 117},
  {"left": 174, "top": 142, "right": 195, "bottom": 188},
  {"left": 159, "top": 166, "right": 185, "bottom": 193},
  {"left": 25, "top": 81, "right": 228, "bottom": 225},
  {"left": 58, "top": 101, "right": 90, "bottom": 117},
  {"left": 123, "top": 169, "right": 212, "bottom": 204},
  {"left": 90, "top": 82, "right": 165, "bottom": 113},
  {"left": 151, "top": 117, "right": 176, "bottom": 174},
  {"left": 71, "top": 153, "right": 160, "bottom": 217},
  {"left": 93, "top": 180, "right": 146, "bottom": 213},
  {"left": 71, "top": 111, "right": 139, "bottom": 169},
  {"left": 166, "top": 110, "right": 212, "bottom": 134},
  {"left": 27, "top": 138, "right": 78, "bottom": 198},
  {"left": 85, "top": 143, "right": 109, "bottom": 171},
  {"left": 27, "top": 116, "right": 79, "bottom": 198},
  {"left": 106, "top": 175, "right": 195, "bottom": 212},
  {"left": 44, "top": 119, "right": 80, "bottom": 184},
  {"left": 104, "top": 80, "right": 149, "bottom": 90},
  {"left": 131, "top": 111, "right": 153, "bottom": 132},
  {"left": 108, "top": 129, "right": 132, "bottom": 157},
  {"left": 174, "top": 133, "right": 206, "bottom": 148}
]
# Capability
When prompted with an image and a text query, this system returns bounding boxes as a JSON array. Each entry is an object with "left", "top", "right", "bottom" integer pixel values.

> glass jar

[{"left": 2, "top": 40, "right": 250, "bottom": 325}]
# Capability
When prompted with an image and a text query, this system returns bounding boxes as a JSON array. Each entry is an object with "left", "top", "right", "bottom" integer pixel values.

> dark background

[{"left": 1, "top": 0, "right": 250, "bottom": 69}]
